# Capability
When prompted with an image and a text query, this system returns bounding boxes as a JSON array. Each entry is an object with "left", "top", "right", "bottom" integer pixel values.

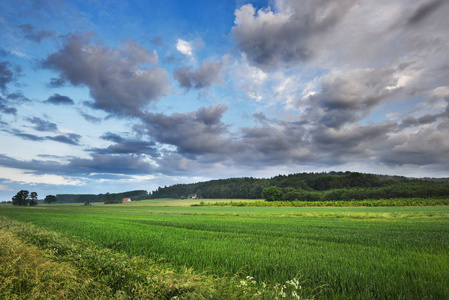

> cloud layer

[{"left": 1, "top": 0, "right": 449, "bottom": 199}]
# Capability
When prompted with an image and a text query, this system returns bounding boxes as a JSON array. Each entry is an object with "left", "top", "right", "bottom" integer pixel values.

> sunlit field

[{"left": 1, "top": 200, "right": 448, "bottom": 299}]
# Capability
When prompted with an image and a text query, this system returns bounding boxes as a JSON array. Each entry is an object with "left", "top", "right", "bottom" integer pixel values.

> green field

[{"left": 1, "top": 199, "right": 449, "bottom": 299}]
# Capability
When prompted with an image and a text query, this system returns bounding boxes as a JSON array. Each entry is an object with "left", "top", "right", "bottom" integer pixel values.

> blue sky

[{"left": 1, "top": 0, "right": 449, "bottom": 200}]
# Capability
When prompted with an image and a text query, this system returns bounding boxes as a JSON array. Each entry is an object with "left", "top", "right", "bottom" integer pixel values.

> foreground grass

[
  {"left": 1, "top": 202, "right": 448, "bottom": 299},
  {"left": 0, "top": 216, "right": 312, "bottom": 299}
]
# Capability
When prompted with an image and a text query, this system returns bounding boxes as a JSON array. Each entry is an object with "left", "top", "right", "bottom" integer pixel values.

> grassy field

[{"left": 1, "top": 199, "right": 448, "bottom": 299}]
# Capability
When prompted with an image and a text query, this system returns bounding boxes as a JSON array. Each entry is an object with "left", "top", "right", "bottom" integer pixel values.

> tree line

[
  {"left": 6, "top": 190, "right": 149, "bottom": 205},
  {"left": 150, "top": 171, "right": 449, "bottom": 201},
  {"left": 55, "top": 190, "right": 148, "bottom": 204},
  {"left": 10, "top": 190, "right": 57, "bottom": 206}
]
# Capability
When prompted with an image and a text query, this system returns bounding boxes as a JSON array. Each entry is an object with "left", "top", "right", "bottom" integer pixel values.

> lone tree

[
  {"left": 44, "top": 195, "right": 57, "bottom": 204},
  {"left": 30, "top": 192, "right": 38, "bottom": 206},
  {"left": 262, "top": 186, "right": 284, "bottom": 201}
]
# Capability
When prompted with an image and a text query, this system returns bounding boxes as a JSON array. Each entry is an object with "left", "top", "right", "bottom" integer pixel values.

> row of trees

[
  {"left": 150, "top": 172, "right": 449, "bottom": 201},
  {"left": 11, "top": 190, "right": 57, "bottom": 206},
  {"left": 8, "top": 190, "right": 149, "bottom": 206},
  {"left": 261, "top": 181, "right": 449, "bottom": 202},
  {"left": 55, "top": 190, "right": 148, "bottom": 204}
]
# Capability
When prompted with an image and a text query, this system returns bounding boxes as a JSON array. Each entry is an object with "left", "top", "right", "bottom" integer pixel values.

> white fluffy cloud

[{"left": 176, "top": 39, "right": 193, "bottom": 57}]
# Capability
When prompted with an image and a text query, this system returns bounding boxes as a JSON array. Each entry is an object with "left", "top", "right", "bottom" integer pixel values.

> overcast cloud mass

[{"left": 0, "top": 0, "right": 448, "bottom": 200}]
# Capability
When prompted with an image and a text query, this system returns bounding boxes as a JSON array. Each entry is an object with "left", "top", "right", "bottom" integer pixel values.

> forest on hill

[{"left": 150, "top": 171, "right": 449, "bottom": 201}]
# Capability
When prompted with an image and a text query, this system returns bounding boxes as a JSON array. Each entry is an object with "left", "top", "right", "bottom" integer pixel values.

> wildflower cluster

[{"left": 235, "top": 275, "right": 310, "bottom": 299}]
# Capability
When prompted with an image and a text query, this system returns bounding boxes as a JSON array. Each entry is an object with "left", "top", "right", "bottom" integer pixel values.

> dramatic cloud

[
  {"left": 42, "top": 32, "right": 170, "bottom": 116},
  {"left": 142, "top": 104, "right": 232, "bottom": 155},
  {"left": 239, "top": 121, "right": 312, "bottom": 165},
  {"left": 19, "top": 24, "right": 57, "bottom": 43},
  {"left": 232, "top": 0, "right": 355, "bottom": 69},
  {"left": 44, "top": 93, "right": 74, "bottom": 105},
  {"left": 2, "top": 0, "right": 449, "bottom": 198},
  {"left": 232, "top": 0, "right": 449, "bottom": 73},
  {"left": 87, "top": 132, "right": 159, "bottom": 157},
  {"left": 305, "top": 68, "right": 400, "bottom": 128},
  {"left": 380, "top": 127, "right": 449, "bottom": 167},
  {"left": 26, "top": 117, "right": 58, "bottom": 132},
  {"left": 310, "top": 123, "right": 394, "bottom": 164},
  {"left": 173, "top": 57, "right": 227, "bottom": 90}
]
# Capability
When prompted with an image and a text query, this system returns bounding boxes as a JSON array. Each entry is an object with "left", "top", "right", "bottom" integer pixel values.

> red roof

[{"left": 122, "top": 198, "right": 131, "bottom": 201}]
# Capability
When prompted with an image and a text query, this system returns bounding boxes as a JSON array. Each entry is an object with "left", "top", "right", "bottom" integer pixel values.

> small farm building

[
  {"left": 122, "top": 198, "right": 132, "bottom": 202},
  {"left": 187, "top": 194, "right": 197, "bottom": 199}
]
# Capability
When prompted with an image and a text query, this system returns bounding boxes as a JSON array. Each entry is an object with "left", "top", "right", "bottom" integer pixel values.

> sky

[{"left": 1, "top": 0, "right": 449, "bottom": 200}]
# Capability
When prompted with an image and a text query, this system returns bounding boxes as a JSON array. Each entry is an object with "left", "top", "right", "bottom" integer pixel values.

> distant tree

[
  {"left": 44, "top": 195, "right": 57, "bottom": 204},
  {"left": 12, "top": 190, "right": 30, "bottom": 206},
  {"left": 262, "top": 186, "right": 284, "bottom": 201},
  {"left": 29, "top": 192, "right": 38, "bottom": 206}
]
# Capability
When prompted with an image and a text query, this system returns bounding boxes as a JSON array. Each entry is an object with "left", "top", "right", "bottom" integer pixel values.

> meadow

[{"left": 1, "top": 199, "right": 448, "bottom": 299}]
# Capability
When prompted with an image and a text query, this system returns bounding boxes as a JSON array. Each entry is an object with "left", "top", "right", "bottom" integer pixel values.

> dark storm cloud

[
  {"left": 173, "top": 58, "right": 226, "bottom": 90},
  {"left": 42, "top": 32, "right": 171, "bottom": 116},
  {"left": 142, "top": 104, "right": 232, "bottom": 155},
  {"left": 19, "top": 24, "right": 57, "bottom": 43},
  {"left": 26, "top": 117, "right": 58, "bottom": 132},
  {"left": 44, "top": 93, "right": 74, "bottom": 105},
  {"left": 232, "top": 0, "right": 355, "bottom": 69},
  {"left": 87, "top": 133, "right": 159, "bottom": 157},
  {"left": 407, "top": 0, "right": 446, "bottom": 25}
]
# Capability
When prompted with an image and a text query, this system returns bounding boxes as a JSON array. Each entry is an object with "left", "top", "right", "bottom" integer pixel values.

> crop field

[{"left": 1, "top": 199, "right": 449, "bottom": 299}]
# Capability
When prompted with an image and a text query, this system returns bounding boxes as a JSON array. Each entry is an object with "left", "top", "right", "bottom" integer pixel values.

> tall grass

[
  {"left": 1, "top": 204, "right": 448, "bottom": 299},
  {"left": 0, "top": 215, "right": 314, "bottom": 299}
]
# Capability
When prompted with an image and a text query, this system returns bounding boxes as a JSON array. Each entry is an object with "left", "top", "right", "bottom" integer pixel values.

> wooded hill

[{"left": 150, "top": 171, "right": 449, "bottom": 201}]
